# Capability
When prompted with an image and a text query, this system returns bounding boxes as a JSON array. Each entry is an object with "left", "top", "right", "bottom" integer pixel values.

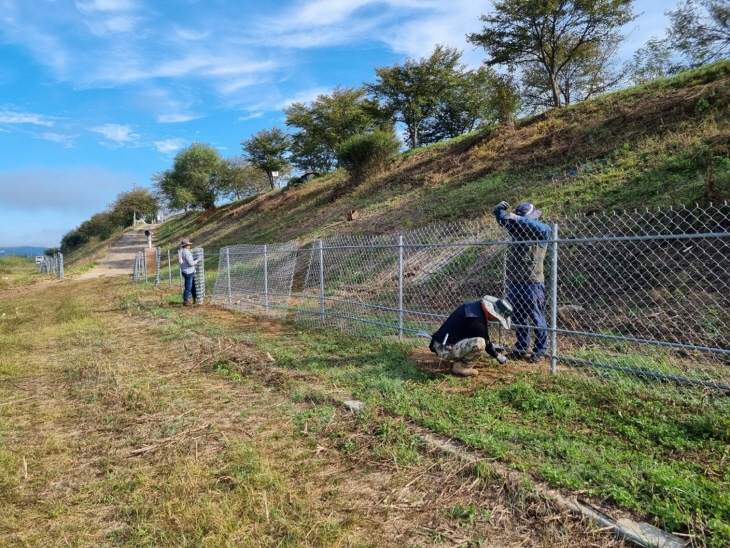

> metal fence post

[
  {"left": 143, "top": 251, "right": 148, "bottom": 283},
  {"left": 226, "top": 247, "right": 232, "bottom": 304},
  {"left": 58, "top": 253, "right": 64, "bottom": 280},
  {"left": 154, "top": 247, "right": 161, "bottom": 287},
  {"left": 550, "top": 223, "right": 559, "bottom": 375},
  {"left": 318, "top": 239, "right": 325, "bottom": 323},
  {"left": 398, "top": 234, "right": 404, "bottom": 340},
  {"left": 263, "top": 244, "right": 269, "bottom": 315},
  {"left": 167, "top": 250, "right": 172, "bottom": 286}
]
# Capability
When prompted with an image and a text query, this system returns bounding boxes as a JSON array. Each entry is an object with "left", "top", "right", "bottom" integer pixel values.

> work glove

[
  {"left": 497, "top": 354, "right": 507, "bottom": 365},
  {"left": 495, "top": 201, "right": 510, "bottom": 211}
]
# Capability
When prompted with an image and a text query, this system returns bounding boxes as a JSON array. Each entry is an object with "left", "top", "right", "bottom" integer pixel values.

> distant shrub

[
  {"left": 60, "top": 230, "right": 88, "bottom": 254},
  {"left": 337, "top": 130, "right": 401, "bottom": 183}
]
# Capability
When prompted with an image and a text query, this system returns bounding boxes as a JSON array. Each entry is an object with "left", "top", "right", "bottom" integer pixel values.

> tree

[
  {"left": 520, "top": 35, "right": 623, "bottom": 111},
  {"left": 625, "top": 37, "right": 684, "bottom": 85},
  {"left": 467, "top": 0, "right": 636, "bottom": 109},
  {"left": 241, "top": 128, "right": 290, "bottom": 190},
  {"left": 420, "top": 66, "right": 501, "bottom": 144},
  {"left": 667, "top": 0, "right": 730, "bottom": 66},
  {"left": 485, "top": 73, "right": 523, "bottom": 127},
  {"left": 154, "top": 143, "right": 222, "bottom": 210},
  {"left": 365, "top": 45, "right": 464, "bottom": 148},
  {"left": 111, "top": 188, "right": 158, "bottom": 227},
  {"left": 78, "top": 211, "right": 118, "bottom": 240},
  {"left": 219, "top": 155, "right": 270, "bottom": 201},
  {"left": 285, "top": 86, "right": 381, "bottom": 170}
]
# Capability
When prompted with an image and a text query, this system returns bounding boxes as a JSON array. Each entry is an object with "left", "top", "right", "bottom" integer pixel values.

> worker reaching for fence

[
  {"left": 429, "top": 296, "right": 513, "bottom": 377},
  {"left": 494, "top": 200, "right": 551, "bottom": 363},
  {"left": 179, "top": 238, "right": 200, "bottom": 306}
]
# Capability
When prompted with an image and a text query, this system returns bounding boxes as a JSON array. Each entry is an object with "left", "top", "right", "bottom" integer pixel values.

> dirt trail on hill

[{"left": 77, "top": 226, "right": 152, "bottom": 279}]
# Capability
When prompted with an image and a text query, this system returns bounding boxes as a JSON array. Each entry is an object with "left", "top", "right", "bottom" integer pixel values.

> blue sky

[{"left": 0, "top": 0, "right": 670, "bottom": 248}]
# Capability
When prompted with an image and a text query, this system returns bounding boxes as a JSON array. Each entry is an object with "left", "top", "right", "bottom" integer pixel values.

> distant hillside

[
  {"left": 0, "top": 246, "right": 47, "bottom": 257},
  {"left": 72, "top": 61, "right": 730, "bottom": 263}
]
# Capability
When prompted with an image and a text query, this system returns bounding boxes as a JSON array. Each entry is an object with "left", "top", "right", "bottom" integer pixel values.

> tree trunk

[{"left": 549, "top": 71, "right": 563, "bottom": 108}]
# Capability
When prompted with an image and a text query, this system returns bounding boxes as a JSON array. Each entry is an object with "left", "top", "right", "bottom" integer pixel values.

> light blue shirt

[{"left": 180, "top": 247, "right": 198, "bottom": 275}]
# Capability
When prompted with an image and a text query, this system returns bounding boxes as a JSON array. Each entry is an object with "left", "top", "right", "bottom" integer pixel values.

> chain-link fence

[
  {"left": 209, "top": 241, "right": 299, "bottom": 318},
  {"left": 38, "top": 253, "right": 64, "bottom": 279},
  {"left": 207, "top": 204, "right": 729, "bottom": 408}
]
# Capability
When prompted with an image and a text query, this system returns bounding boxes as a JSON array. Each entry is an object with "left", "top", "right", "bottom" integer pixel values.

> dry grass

[{"left": 0, "top": 274, "right": 631, "bottom": 547}]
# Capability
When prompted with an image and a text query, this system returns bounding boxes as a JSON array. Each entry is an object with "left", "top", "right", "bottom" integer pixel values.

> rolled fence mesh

[
  {"left": 210, "top": 240, "right": 299, "bottom": 318},
  {"left": 38, "top": 253, "right": 64, "bottom": 279}
]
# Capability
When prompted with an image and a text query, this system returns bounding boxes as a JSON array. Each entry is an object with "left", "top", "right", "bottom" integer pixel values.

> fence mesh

[
  {"left": 291, "top": 205, "right": 730, "bottom": 407},
  {"left": 546, "top": 205, "right": 730, "bottom": 404},
  {"left": 210, "top": 240, "right": 299, "bottom": 318}
]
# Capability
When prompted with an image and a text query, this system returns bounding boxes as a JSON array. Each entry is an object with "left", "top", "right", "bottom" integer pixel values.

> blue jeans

[
  {"left": 508, "top": 282, "right": 547, "bottom": 355},
  {"left": 182, "top": 271, "right": 197, "bottom": 302}
]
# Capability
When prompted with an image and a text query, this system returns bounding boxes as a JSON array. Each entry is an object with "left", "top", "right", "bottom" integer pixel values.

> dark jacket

[
  {"left": 494, "top": 206, "right": 551, "bottom": 283},
  {"left": 430, "top": 301, "right": 499, "bottom": 358}
]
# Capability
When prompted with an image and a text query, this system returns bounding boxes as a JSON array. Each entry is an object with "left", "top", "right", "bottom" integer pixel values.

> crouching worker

[{"left": 429, "top": 296, "right": 513, "bottom": 377}]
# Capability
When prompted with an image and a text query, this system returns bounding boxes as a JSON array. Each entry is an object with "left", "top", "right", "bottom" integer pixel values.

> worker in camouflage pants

[{"left": 430, "top": 296, "right": 514, "bottom": 376}]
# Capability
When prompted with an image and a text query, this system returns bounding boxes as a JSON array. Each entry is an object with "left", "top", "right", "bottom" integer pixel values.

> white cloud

[
  {"left": 42, "top": 132, "right": 78, "bottom": 147},
  {"left": 154, "top": 138, "right": 186, "bottom": 154},
  {"left": 157, "top": 113, "right": 200, "bottom": 123},
  {"left": 238, "top": 112, "right": 264, "bottom": 121},
  {"left": 89, "top": 123, "right": 139, "bottom": 146},
  {"left": 74, "top": 0, "right": 137, "bottom": 14},
  {"left": 174, "top": 26, "right": 210, "bottom": 41},
  {"left": 0, "top": 110, "right": 54, "bottom": 126}
]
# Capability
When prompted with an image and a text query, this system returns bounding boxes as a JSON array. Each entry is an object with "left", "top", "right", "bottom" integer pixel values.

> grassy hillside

[{"left": 72, "top": 61, "right": 730, "bottom": 263}]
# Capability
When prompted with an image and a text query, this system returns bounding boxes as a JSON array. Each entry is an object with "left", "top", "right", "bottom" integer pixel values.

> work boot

[
  {"left": 506, "top": 351, "right": 530, "bottom": 361},
  {"left": 452, "top": 361, "right": 477, "bottom": 377},
  {"left": 530, "top": 354, "right": 546, "bottom": 364},
  {"left": 183, "top": 300, "right": 191, "bottom": 307}
]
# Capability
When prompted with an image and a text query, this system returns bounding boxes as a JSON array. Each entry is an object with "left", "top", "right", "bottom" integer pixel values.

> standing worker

[
  {"left": 145, "top": 227, "right": 153, "bottom": 249},
  {"left": 179, "top": 238, "right": 200, "bottom": 306},
  {"left": 429, "top": 296, "right": 513, "bottom": 377},
  {"left": 494, "top": 201, "right": 551, "bottom": 363}
]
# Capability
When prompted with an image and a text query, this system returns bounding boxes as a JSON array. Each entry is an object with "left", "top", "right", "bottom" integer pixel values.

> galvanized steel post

[
  {"left": 398, "top": 234, "right": 404, "bottom": 340},
  {"left": 226, "top": 247, "right": 232, "bottom": 304},
  {"left": 58, "top": 253, "right": 64, "bottom": 280},
  {"left": 263, "top": 244, "right": 269, "bottom": 315},
  {"left": 318, "top": 239, "right": 325, "bottom": 323},
  {"left": 167, "top": 250, "right": 172, "bottom": 286},
  {"left": 550, "top": 223, "right": 559, "bottom": 375}
]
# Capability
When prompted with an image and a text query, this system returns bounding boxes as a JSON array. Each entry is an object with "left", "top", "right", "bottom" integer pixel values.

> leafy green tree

[
  {"left": 111, "top": 188, "right": 159, "bottom": 227},
  {"left": 520, "top": 35, "right": 623, "bottom": 111},
  {"left": 667, "top": 0, "right": 730, "bottom": 66},
  {"left": 419, "top": 66, "right": 500, "bottom": 143},
  {"left": 485, "top": 73, "right": 523, "bottom": 127},
  {"left": 467, "top": 0, "right": 636, "bottom": 109},
  {"left": 219, "top": 155, "right": 270, "bottom": 200},
  {"left": 625, "top": 37, "right": 683, "bottom": 85},
  {"left": 365, "top": 45, "right": 464, "bottom": 148},
  {"left": 285, "top": 86, "right": 381, "bottom": 170},
  {"left": 77, "top": 211, "right": 118, "bottom": 240},
  {"left": 154, "top": 143, "right": 222, "bottom": 210},
  {"left": 241, "top": 128, "right": 291, "bottom": 190}
]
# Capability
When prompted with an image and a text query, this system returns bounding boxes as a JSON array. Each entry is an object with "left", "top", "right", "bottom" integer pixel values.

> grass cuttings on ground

[{"left": 0, "top": 275, "right": 627, "bottom": 548}]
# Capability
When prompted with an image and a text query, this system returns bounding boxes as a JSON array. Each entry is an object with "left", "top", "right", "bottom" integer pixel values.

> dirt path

[{"left": 77, "top": 226, "right": 153, "bottom": 279}]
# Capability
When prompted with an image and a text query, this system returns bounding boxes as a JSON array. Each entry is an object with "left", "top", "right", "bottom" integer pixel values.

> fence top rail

[{"left": 202, "top": 230, "right": 730, "bottom": 256}]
